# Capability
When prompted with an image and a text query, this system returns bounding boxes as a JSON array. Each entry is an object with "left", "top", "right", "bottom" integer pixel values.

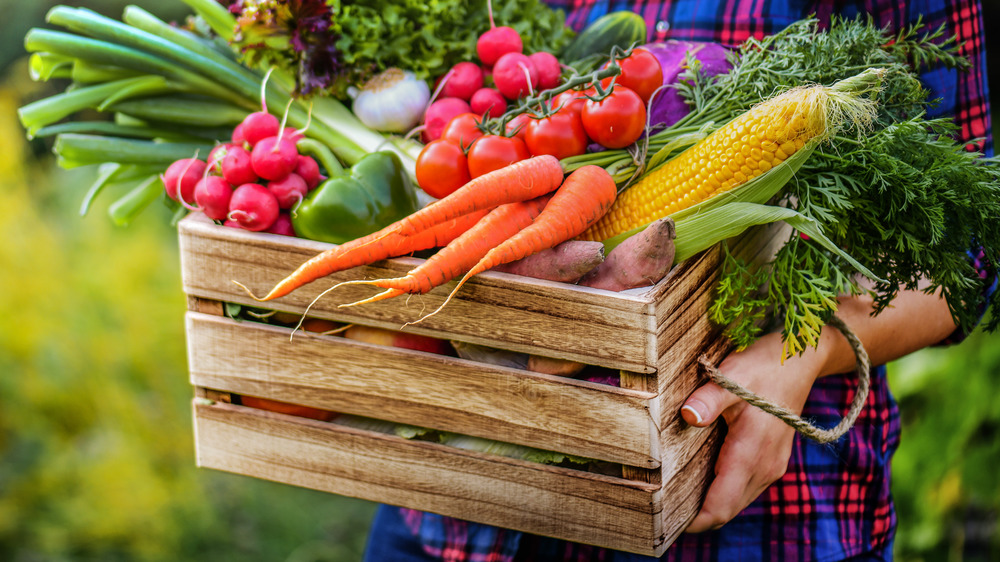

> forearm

[{"left": 807, "top": 286, "right": 957, "bottom": 377}]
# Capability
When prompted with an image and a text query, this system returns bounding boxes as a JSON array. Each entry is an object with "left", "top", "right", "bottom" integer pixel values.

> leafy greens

[
  {"left": 222, "top": 0, "right": 576, "bottom": 98},
  {"left": 669, "top": 17, "right": 1000, "bottom": 356}
]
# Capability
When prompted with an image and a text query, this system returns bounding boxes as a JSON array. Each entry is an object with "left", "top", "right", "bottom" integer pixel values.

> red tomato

[
  {"left": 550, "top": 88, "right": 589, "bottom": 116},
  {"left": 440, "top": 113, "right": 484, "bottom": 150},
  {"left": 601, "top": 48, "right": 664, "bottom": 105},
  {"left": 467, "top": 134, "right": 530, "bottom": 178},
  {"left": 525, "top": 111, "right": 588, "bottom": 159},
  {"left": 581, "top": 86, "right": 647, "bottom": 149},
  {"left": 504, "top": 113, "right": 531, "bottom": 142},
  {"left": 416, "top": 140, "right": 471, "bottom": 199},
  {"left": 240, "top": 396, "right": 335, "bottom": 421}
]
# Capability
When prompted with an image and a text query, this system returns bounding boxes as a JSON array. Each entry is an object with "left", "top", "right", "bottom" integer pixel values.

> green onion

[
  {"left": 53, "top": 134, "right": 212, "bottom": 168},
  {"left": 18, "top": 76, "right": 174, "bottom": 136},
  {"left": 107, "top": 175, "right": 162, "bottom": 226}
]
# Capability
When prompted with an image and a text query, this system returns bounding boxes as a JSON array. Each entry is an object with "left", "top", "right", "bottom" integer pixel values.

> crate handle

[{"left": 697, "top": 315, "right": 870, "bottom": 444}]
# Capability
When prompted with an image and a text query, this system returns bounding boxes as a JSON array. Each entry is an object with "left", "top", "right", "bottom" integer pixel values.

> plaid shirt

[{"left": 380, "top": 1, "right": 993, "bottom": 561}]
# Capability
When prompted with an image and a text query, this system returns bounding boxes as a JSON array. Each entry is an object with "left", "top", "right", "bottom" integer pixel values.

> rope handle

[{"left": 697, "top": 315, "right": 871, "bottom": 444}]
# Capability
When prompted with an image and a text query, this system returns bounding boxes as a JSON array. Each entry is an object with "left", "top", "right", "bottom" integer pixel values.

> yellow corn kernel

[{"left": 577, "top": 76, "right": 876, "bottom": 242}]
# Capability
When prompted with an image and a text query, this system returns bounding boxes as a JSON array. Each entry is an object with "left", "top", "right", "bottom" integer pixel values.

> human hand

[{"left": 680, "top": 331, "right": 827, "bottom": 533}]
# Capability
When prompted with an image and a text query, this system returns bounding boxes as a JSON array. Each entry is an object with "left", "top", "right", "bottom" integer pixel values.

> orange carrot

[
  {"left": 428, "top": 165, "right": 616, "bottom": 317},
  {"left": 247, "top": 208, "right": 492, "bottom": 301},
  {"left": 337, "top": 194, "right": 553, "bottom": 307},
  {"left": 394, "top": 155, "right": 564, "bottom": 237}
]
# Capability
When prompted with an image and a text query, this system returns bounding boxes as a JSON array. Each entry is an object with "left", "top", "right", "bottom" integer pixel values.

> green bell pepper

[{"left": 292, "top": 150, "right": 418, "bottom": 245}]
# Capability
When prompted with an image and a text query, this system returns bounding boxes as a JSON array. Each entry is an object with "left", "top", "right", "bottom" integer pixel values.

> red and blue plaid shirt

[{"left": 370, "top": 1, "right": 993, "bottom": 561}]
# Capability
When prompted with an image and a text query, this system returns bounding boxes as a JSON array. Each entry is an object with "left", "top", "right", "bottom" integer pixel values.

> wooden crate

[{"left": 179, "top": 213, "right": 782, "bottom": 556}]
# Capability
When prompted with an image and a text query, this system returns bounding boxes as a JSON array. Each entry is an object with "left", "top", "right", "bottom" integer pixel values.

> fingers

[
  {"left": 681, "top": 380, "right": 742, "bottom": 427},
  {"left": 685, "top": 405, "right": 797, "bottom": 533}
]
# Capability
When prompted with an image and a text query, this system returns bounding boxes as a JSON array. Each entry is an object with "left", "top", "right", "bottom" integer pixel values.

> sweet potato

[
  {"left": 578, "top": 218, "right": 676, "bottom": 291},
  {"left": 491, "top": 240, "right": 605, "bottom": 283},
  {"left": 526, "top": 354, "right": 587, "bottom": 377}
]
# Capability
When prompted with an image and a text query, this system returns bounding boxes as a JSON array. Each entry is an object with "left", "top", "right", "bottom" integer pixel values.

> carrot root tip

[
  {"left": 339, "top": 288, "right": 405, "bottom": 308},
  {"left": 232, "top": 280, "right": 267, "bottom": 302}
]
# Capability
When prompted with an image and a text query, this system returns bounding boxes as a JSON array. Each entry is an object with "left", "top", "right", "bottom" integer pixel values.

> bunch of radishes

[
  {"left": 161, "top": 108, "right": 323, "bottom": 236},
  {"left": 421, "top": 1, "right": 562, "bottom": 143}
]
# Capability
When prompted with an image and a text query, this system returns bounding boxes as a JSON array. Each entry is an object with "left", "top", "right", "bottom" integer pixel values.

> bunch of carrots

[{"left": 241, "top": 155, "right": 617, "bottom": 321}]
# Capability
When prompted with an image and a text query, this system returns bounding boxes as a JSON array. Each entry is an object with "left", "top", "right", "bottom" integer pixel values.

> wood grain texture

[
  {"left": 187, "top": 312, "right": 661, "bottom": 467},
  {"left": 195, "top": 401, "right": 667, "bottom": 555},
  {"left": 178, "top": 214, "right": 789, "bottom": 552},
  {"left": 179, "top": 214, "right": 667, "bottom": 372}
]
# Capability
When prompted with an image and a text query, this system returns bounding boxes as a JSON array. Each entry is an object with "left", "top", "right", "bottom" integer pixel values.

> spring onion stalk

[
  {"left": 24, "top": 28, "right": 245, "bottom": 108},
  {"left": 108, "top": 97, "right": 249, "bottom": 127},
  {"left": 179, "top": 0, "right": 235, "bottom": 42},
  {"left": 22, "top": 1, "right": 427, "bottom": 221},
  {"left": 70, "top": 60, "right": 139, "bottom": 83},
  {"left": 29, "top": 52, "right": 73, "bottom": 81},
  {"left": 35, "top": 121, "right": 222, "bottom": 143},
  {"left": 107, "top": 175, "right": 162, "bottom": 226},
  {"left": 53, "top": 134, "right": 213, "bottom": 168},
  {"left": 80, "top": 163, "right": 165, "bottom": 217},
  {"left": 18, "top": 76, "right": 176, "bottom": 136}
]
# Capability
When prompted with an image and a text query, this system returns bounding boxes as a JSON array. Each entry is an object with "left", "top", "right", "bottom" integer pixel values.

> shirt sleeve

[{"left": 912, "top": 0, "right": 996, "bottom": 342}]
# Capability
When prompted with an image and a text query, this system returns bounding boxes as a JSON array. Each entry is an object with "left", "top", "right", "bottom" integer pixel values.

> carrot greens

[{"left": 687, "top": 18, "right": 1000, "bottom": 356}]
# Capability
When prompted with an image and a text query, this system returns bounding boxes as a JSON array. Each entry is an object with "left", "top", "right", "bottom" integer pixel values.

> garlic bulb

[{"left": 351, "top": 68, "right": 430, "bottom": 133}]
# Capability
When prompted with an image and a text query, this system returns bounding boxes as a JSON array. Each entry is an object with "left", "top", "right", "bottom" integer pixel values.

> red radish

[
  {"left": 440, "top": 62, "right": 484, "bottom": 101},
  {"left": 295, "top": 155, "right": 323, "bottom": 189},
  {"left": 207, "top": 144, "right": 236, "bottom": 174},
  {"left": 221, "top": 146, "right": 258, "bottom": 186},
  {"left": 161, "top": 158, "right": 207, "bottom": 204},
  {"left": 228, "top": 183, "right": 279, "bottom": 231},
  {"left": 492, "top": 52, "right": 538, "bottom": 99},
  {"left": 268, "top": 173, "right": 309, "bottom": 209},
  {"left": 528, "top": 52, "right": 561, "bottom": 90},
  {"left": 282, "top": 126, "right": 304, "bottom": 144},
  {"left": 266, "top": 213, "right": 296, "bottom": 237},
  {"left": 422, "top": 97, "right": 472, "bottom": 143},
  {"left": 231, "top": 123, "right": 246, "bottom": 146},
  {"left": 470, "top": 88, "right": 507, "bottom": 118},
  {"left": 241, "top": 111, "right": 280, "bottom": 146},
  {"left": 193, "top": 175, "right": 234, "bottom": 221},
  {"left": 251, "top": 136, "right": 300, "bottom": 180},
  {"left": 223, "top": 219, "right": 243, "bottom": 229},
  {"left": 476, "top": 0, "right": 523, "bottom": 66}
]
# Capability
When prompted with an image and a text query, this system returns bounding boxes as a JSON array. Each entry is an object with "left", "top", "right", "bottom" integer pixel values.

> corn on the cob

[{"left": 580, "top": 70, "right": 883, "bottom": 242}]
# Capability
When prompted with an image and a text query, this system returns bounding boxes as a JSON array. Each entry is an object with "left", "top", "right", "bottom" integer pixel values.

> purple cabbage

[{"left": 644, "top": 41, "right": 732, "bottom": 128}]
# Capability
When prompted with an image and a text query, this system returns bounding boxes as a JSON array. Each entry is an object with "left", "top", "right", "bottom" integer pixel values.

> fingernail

[{"left": 681, "top": 404, "right": 704, "bottom": 426}]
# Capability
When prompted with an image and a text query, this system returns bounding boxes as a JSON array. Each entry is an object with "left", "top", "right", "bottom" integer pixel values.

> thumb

[{"left": 681, "top": 381, "right": 741, "bottom": 427}]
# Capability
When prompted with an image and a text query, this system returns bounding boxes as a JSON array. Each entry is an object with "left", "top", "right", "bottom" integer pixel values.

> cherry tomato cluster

[
  {"left": 161, "top": 110, "right": 324, "bottom": 236},
  {"left": 415, "top": 48, "right": 663, "bottom": 200},
  {"left": 421, "top": 19, "right": 564, "bottom": 144}
]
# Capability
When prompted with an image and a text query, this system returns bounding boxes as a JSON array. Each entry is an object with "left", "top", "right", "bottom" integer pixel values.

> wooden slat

[
  {"left": 195, "top": 401, "right": 666, "bottom": 555},
  {"left": 652, "top": 424, "right": 724, "bottom": 556},
  {"left": 186, "top": 312, "right": 661, "bottom": 467},
  {"left": 179, "top": 214, "right": 668, "bottom": 372}
]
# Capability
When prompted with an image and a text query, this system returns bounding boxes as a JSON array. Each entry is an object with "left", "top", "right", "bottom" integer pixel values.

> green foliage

[
  {"left": 231, "top": 0, "right": 576, "bottom": 98},
  {"left": 684, "top": 17, "right": 1000, "bottom": 356},
  {"left": 890, "top": 332, "right": 1000, "bottom": 561},
  {"left": 0, "top": 86, "right": 375, "bottom": 561}
]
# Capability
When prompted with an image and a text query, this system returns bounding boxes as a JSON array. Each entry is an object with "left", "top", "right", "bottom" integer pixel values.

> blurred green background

[{"left": 0, "top": 1, "right": 998, "bottom": 561}]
